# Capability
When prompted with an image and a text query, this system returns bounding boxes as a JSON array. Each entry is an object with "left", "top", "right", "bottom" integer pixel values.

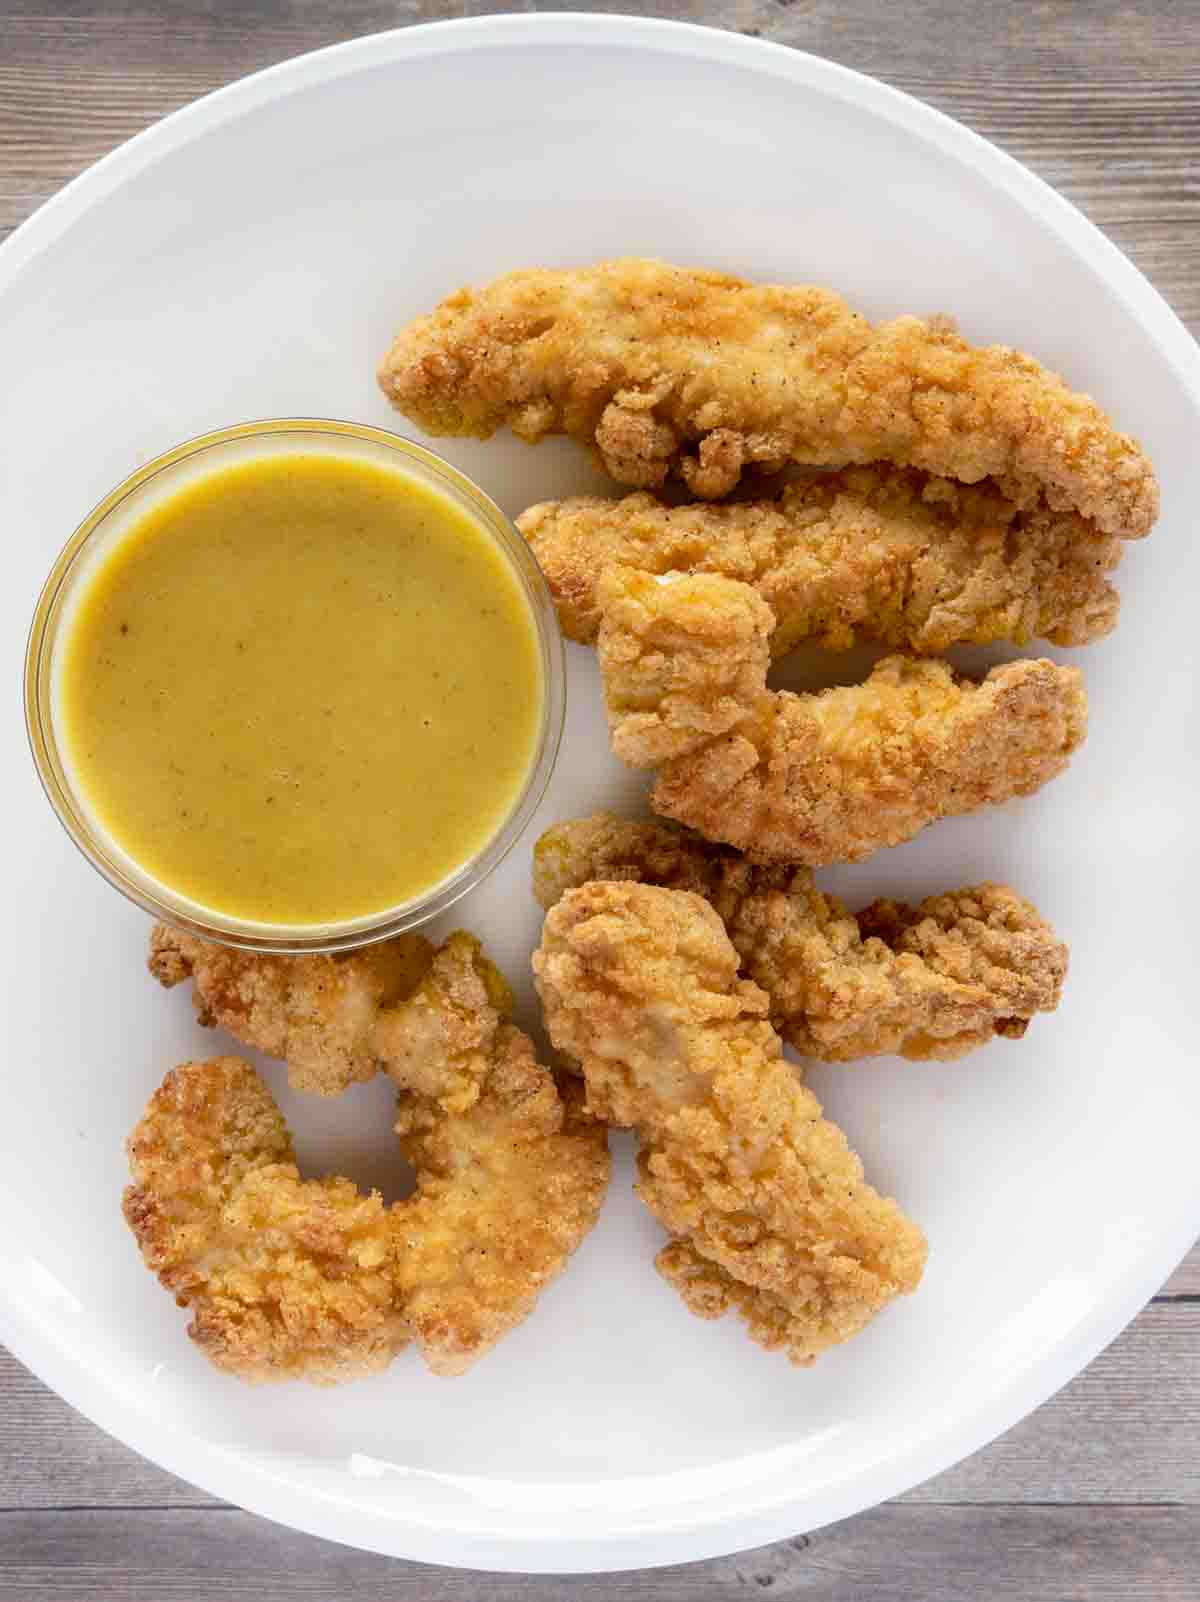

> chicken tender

[
  {"left": 519, "top": 466, "right": 1123, "bottom": 655},
  {"left": 126, "top": 933, "right": 610, "bottom": 1381},
  {"left": 124, "top": 1057, "right": 408, "bottom": 1384},
  {"left": 534, "top": 882, "right": 927, "bottom": 1364},
  {"left": 148, "top": 925, "right": 507, "bottom": 1100},
  {"left": 533, "top": 814, "right": 1067, "bottom": 1061},
  {"left": 393, "top": 1029, "right": 609, "bottom": 1375},
  {"left": 378, "top": 258, "right": 1157, "bottom": 537},
  {"left": 597, "top": 566, "right": 1087, "bottom": 863}
]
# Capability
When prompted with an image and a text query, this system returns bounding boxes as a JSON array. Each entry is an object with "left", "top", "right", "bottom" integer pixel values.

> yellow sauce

[{"left": 58, "top": 454, "right": 542, "bottom": 925}]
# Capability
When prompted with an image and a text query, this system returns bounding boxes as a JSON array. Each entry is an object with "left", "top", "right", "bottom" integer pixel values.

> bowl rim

[
  {"left": 2, "top": 11, "right": 1199, "bottom": 1574},
  {"left": 24, "top": 416, "right": 566, "bottom": 953}
]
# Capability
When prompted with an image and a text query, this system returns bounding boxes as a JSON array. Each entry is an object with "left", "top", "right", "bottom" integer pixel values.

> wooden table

[{"left": 3, "top": 2, "right": 1197, "bottom": 1594}]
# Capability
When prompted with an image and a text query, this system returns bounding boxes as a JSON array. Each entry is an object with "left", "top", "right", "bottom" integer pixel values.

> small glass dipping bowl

[{"left": 25, "top": 418, "right": 565, "bottom": 953}]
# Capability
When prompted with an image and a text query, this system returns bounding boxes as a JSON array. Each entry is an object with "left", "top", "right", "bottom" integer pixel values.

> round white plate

[{"left": 2, "top": 14, "right": 1198, "bottom": 1574}]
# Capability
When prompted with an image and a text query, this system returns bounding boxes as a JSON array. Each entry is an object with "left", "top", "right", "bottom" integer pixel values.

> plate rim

[{"left": 2, "top": 10, "right": 1199, "bottom": 1573}]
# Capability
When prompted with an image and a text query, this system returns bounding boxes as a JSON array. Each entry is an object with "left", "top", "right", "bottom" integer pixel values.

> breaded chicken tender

[
  {"left": 392, "top": 1029, "right": 608, "bottom": 1375},
  {"left": 124, "top": 1057, "right": 407, "bottom": 1383},
  {"left": 534, "top": 883, "right": 927, "bottom": 1364},
  {"left": 533, "top": 814, "right": 1067, "bottom": 1061},
  {"left": 597, "top": 566, "right": 1087, "bottom": 863},
  {"left": 378, "top": 258, "right": 1157, "bottom": 536},
  {"left": 127, "top": 935, "right": 610, "bottom": 1381},
  {"left": 148, "top": 926, "right": 508, "bottom": 1100},
  {"left": 519, "top": 466, "right": 1123, "bottom": 655}
]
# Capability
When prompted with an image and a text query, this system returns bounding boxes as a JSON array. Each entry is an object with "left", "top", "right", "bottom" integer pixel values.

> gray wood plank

[
  {"left": 901, "top": 1304, "right": 1200, "bottom": 1504},
  {"left": 3, "top": 1301, "right": 1199, "bottom": 1511},
  {"left": 1, "top": 0, "right": 1198, "bottom": 327},
  {"left": 1164, "top": 1241, "right": 1200, "bottom": 1297},
  {"left": 0, "top": 1505, "right": 1197, "bottom": 1601},
  {"left": 0, "top": 1350, "right": 216, "bottom": 1511}
]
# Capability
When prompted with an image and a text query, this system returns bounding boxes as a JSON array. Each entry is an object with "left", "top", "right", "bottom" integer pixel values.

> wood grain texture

[
  {"left": 3, "top": 0, "right": 1200, "bottom": 326},
  {"left": 1, "top": 0, "right": 1198, "bottom": 1593},
  {"left": 1164, "top": 1240, "right": 1200, "bottom": 1297},
  {"left": 0, "top": 1506, "right": 1197, "bottom": 1602},
  {"left": 902, "top": 1304, "right": 1200, "bottom": 1505}
]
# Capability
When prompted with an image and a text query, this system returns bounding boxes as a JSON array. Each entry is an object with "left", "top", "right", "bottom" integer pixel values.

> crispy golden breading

[
  {"left": 124, "top": 1057, "right": 407, "bottom": 1384},
  {"left": 519, "top": 466, "right": 1123, "bottom": 655},
  {"left": 378, "top": 259, "right": 1157, "bottom": 536},
  {"left": 533, "top": 814, "right": 1068, "bottom": 1061},
  {"left": 148, "top": 926, "right": 509, "bottom": 1100},
  {"left": 393, "top": 1040, "right": 606, "bottom": 1372},
  {"left": 533, "top": 883, "right": 927, "bottom": 1364},
  {"left": 596, "top": 566, "right": 1087, "bottom": 863},
  {"left": 127, "top": 935, "right": 610, "bottom": 1382}
]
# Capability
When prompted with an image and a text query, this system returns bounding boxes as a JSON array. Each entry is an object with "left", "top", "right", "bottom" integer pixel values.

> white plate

[{"left": 2, "top": 14, "right": 1198, "bottom": 1574}]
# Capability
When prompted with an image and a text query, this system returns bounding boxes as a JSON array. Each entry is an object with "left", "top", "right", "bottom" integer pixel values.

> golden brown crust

[
  {"left": 656, "top": 1238, "right": 875, "bottom": 1359},
  {"left": 123, "top": 1057, "right": 406, "bottom": 1384},
  {"left": 394, "top": 1027, "right": 611, "bottom": 1373},
  {"left": 379, "top": 259, "right": 1157, "bottom": 537},
  {"left": 595, "top": 566, "right": 1087, "bottom": 863},
  {"left": 533, "top": 814, "right": 1068, "bottom": 1061},
  {"left": 533, "top": 883, "right": 927, "bottom": 1365},
  {"left": 519, "top": 466, "right": 1123, "bottom": 655},
  {"left": 128, "top": 938, "right": 610, "bottom": 1382},
  {"left": 147, "top": 926, "right": 505, "bottom": 1101},
  {"left": 599, "top": 568, "right": 775, "bottom": 768}
]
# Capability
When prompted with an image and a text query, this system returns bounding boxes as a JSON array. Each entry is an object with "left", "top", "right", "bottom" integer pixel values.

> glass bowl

[{"left": 25, "top": 418, "right": 565, "bottom": 953}]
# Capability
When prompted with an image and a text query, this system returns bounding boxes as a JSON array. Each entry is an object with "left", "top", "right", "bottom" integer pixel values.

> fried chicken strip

[
  {"left": 534, "top": 883, "right": 927, "bottom": 1364},
  {"left": 519, "top": 466, "right": 1122, "bottom": 654},
  {"left": 392, "top": 1027, "right": 609, "bottom": 1375},
  {"left": 124, "top": 1057, "right": 408, "bottom": 1383},
  {"left": 533, "top": 814, "right": 1067, "bottom": 1061},
  {"left": 379, "top": 258, "right": 1157, "bottom": 537},
  {"left": 148, "top": 925, "right": 508, "bottom": 1099},
  {"left": 597, "top": 566, "right": 1087, "bottom": 863},
  {"left": 127, "top": 934, "right": 610, "bottom": 1381}
]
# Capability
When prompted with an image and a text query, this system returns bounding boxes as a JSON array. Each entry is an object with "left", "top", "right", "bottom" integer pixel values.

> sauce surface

[{"left": 59, "top": 453, "right": 542, "bottom": 925}]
